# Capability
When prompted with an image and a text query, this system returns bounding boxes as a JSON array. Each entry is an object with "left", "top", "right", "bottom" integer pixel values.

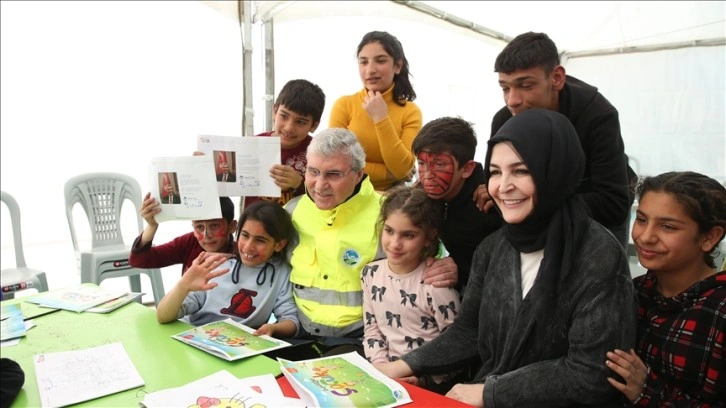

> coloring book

[
  {"left": 278, "top": 351, "right": 412, "bottom": 408},
  {"left": 172, "top": 318, "right": 291, "bottom": 361},
  {"left": 141, "top": 371, "right": 305, "bottom": 408}
]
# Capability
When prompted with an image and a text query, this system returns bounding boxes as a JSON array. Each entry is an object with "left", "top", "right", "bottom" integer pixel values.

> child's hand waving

[{"left": 180, "top": 252, "right": 230, "bottom": 292}]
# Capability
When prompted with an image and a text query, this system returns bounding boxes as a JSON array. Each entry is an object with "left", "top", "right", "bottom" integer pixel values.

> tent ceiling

[{"left": 252, "top": 0, "right": 725, "bottom": 55}]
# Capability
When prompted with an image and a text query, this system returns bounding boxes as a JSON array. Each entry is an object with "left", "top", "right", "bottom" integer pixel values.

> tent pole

[
  {"left": 565, "top": 37, "right": 726, "bottom": 59},
  {"left": 391, "top": 0, "right": 512, "bottom": 44},
  {"left": 264, "top": 20, "right": 275, "bottom": 133},
  {"left": 240, "top": 1, "right": 254, "bottom": 137}
]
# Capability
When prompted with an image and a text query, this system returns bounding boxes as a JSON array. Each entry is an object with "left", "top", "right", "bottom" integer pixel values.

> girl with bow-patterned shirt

[{"left": 362, "top": 186, "right": 462, "bottom": 394}]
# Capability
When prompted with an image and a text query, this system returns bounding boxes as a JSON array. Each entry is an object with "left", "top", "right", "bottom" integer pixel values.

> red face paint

[
  {"left": 191, "top": 219, "right": 229, "bottom": 252},
  {"left": 417, "top": 152, "right": 455, "bottom": 196}
]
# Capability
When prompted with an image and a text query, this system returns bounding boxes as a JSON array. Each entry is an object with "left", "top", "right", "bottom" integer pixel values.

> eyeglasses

[{"left": 305, "top": 168, "right": 354, "bottom": 182}]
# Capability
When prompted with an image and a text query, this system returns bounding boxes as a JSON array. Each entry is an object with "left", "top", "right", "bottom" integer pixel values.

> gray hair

[{"left": 307, "top": 128, "right": 366, "bottom": 171}]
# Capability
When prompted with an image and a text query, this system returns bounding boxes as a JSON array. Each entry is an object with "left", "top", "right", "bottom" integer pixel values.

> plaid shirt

[{"left": 633, "top": 270, "right": 726, "bottom": 407}]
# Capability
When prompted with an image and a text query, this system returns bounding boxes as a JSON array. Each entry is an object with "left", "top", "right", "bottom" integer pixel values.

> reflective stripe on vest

[{"left": 294, "top": 286, "right": 364, "bottom": 337}]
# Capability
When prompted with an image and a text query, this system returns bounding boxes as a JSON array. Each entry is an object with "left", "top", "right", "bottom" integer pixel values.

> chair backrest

[
  {"left": 0, "top": 191, "right": 28, "bottom": 268},
  {"left": 64, "top": 172, "right": 144, "bottom": 253}
]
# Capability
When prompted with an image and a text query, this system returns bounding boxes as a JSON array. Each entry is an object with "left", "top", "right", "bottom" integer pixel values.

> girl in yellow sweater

[{"left": 329, "top": 31, "right": 422, "bottom": 191}]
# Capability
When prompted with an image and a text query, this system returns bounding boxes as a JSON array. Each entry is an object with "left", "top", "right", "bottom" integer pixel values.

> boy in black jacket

[
  {"left": 477, "top": 31, "right": 637, "bottom": 249},
  {"left": 413, "top": 117, "right": 502, "bottom": 295}
]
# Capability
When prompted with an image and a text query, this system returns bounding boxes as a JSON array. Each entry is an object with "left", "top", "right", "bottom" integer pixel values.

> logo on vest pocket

[{"left": 342, "top": 248, "right": 361, "bottom": 266}]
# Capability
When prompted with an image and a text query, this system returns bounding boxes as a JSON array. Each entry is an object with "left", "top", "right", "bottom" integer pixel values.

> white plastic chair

[
  {"left": 64, "top": 172, "right": 165, "bottom": 305},
  {"left": 1, "top": 191, "right": 50, "bottom": 300}
]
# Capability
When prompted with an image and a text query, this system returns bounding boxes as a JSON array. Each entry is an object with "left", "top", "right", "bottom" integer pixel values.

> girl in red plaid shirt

[{"left": 606, "top": 171, "right": 726, "bottom": 407}]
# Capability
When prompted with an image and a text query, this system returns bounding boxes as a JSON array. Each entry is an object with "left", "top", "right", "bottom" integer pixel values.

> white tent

[
  {"left": 242, "top": 0, "right": 725, "bottom": 180},
  {"left": 0, "top": 1, "right": 724, "bottom": 294}
]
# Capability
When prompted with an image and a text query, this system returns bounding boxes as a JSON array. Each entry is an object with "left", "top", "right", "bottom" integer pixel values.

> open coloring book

[
  {"left": 141, "top": 371, "right": 305, "bottom": 408},
  {"left": 278, "top": 351, "right": 412, "bottom": 408},
  {"left": 172, "top": 318, "right": 291, "bottom": 361}
]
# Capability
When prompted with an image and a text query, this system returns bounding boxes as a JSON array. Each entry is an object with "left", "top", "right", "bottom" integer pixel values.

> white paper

[
  {"left": 197, "top": 135, "right": 281, "bottom": 198},
  {"left": 34, "top": 342, "right": 144, "bottom": 407},
  {"left": 148, "top": 155, "right": 222, "bottom": 222},
  {"left": 141, "top": 370, "right": 300, "bottom": 408}
]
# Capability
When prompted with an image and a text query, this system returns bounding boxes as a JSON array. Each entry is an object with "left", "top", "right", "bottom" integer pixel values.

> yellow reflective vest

[{"left": 285, "top": 176, "right": 383, "bottom": 337}]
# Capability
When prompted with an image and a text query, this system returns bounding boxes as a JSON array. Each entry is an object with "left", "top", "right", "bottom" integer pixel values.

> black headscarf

[{"left": 484, "top": 109, "right": 591, "bottom": 351}]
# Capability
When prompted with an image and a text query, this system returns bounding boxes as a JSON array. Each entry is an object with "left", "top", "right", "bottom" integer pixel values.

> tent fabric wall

[
  {"left": 0, "top": 1, "right": 724, "bottom": 288},
  {"left": 251, "top": 0, "right": 725, "bottom": 183}
]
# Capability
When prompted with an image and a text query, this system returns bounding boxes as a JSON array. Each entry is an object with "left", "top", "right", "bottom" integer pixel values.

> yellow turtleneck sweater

[{"left": 329, "top": 85, "right": 422, "bottom": 191}]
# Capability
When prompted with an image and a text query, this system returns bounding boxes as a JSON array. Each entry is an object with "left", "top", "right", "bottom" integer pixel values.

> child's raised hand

[
  {"left": 139, "top": 192, "right": 161, "bottom": 227},
  {"left": 362, "top": 90, "right": 388, "bottom": 123},
  {"left": 180, "top": 252, "right": 230, "bottom": 292},
  {"left": 269, "top": 164, "right": 302, "bottom": 191}
]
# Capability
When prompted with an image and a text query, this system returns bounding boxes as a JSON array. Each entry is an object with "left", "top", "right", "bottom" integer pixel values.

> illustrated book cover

[
  {"left": 172, "top": 318, "right": 291, "bottom": 361},
  {"left": 278, "top": 351, "right": 412, "bottom": 408}
]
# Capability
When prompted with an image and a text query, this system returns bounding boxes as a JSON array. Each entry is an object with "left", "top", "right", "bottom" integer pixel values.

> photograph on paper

[
  {"left": 148, "top": 155, "right": 221, "bottom": 222},
  {"left": 198, "top": 135, "right": 281, "bottom": 198}
]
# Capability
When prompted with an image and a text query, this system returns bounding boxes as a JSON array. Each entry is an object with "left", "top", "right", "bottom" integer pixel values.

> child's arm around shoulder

[{"left": 156, "top": 252, "right": 229, "bottom": 324}]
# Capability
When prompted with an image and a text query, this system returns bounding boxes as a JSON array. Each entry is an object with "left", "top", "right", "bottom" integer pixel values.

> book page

[
  {"left": 141, "top": 370, "right": 303, "bottom": 408},
  {"left": 279, "top": 352, "right": 412, "bottom": 408},
  {"left": 197, "top": 135, "right": 281, "bottom": 198},
  {"left": 172, "top": 318, "right": 291, "bottom": 361},
  {"left": 34, "top": 342, "right": 144, "bottom": 407},
  {"left": 148, "top": 155, "right": 222, "bottom": 222}
]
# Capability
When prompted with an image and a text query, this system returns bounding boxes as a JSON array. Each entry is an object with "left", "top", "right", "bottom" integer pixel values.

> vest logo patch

[{"left": 342, "top": 248, "right": 361, "bottom": 266}]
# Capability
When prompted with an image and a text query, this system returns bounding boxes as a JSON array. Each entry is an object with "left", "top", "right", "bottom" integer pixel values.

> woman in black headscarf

[{"left": 375, "top": 109, "right": 637, "bottom": 407}]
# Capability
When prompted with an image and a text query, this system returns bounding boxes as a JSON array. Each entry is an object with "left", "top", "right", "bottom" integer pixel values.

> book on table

[
  {"left": 0, "top": 304, "right": 26, "bottom": 341},
  {"left": 86, "top": 292, "right": 144, "bottom": 313},
  {"left": 24, "top": 284, "right": 127, "bottom": 313},
  {"left": 140, "top": 370, "right": 305, "bottom": 408},
  {"left": 278, "top": 351, "right": 412, "bottom": 408},
  {"left": 172, "top": 318, "right": 291, "bottom": 361}
]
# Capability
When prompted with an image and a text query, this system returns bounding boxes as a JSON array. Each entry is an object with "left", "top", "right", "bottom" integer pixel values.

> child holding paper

[
  {"left": 362, "top": 186, "right": 462, "bottom": 393},
  {"left": 129, "top": 196, "right": 237, "bottom": 277},
  {"left": 246, "top": 79, "right": 325, "bottom": 209},
  {"left": 156, "top": 201, "right": 298, "bottom": 339}
]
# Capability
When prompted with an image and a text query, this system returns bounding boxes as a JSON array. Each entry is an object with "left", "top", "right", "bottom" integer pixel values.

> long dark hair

[{"left": 357, "top": 31, "right": 416, "bottom": 106}]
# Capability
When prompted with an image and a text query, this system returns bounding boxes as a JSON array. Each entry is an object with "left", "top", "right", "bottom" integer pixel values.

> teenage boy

[
  {"left": 413, "top": 117, "right": 502, "bottom": 294},
  {"left": 129, "top": 196, "right": 237, "bottom": 276},
  {"left": 244, "top": 79, "right": 326, "bottom": 210},
  {"left": 477, "top": 32, "right": 636, "bottom": 248}
]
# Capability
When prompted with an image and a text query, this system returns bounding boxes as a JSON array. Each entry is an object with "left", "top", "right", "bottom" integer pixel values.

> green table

[{"left": 1, "top": 297, "right": 281, "bottom": 407}]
